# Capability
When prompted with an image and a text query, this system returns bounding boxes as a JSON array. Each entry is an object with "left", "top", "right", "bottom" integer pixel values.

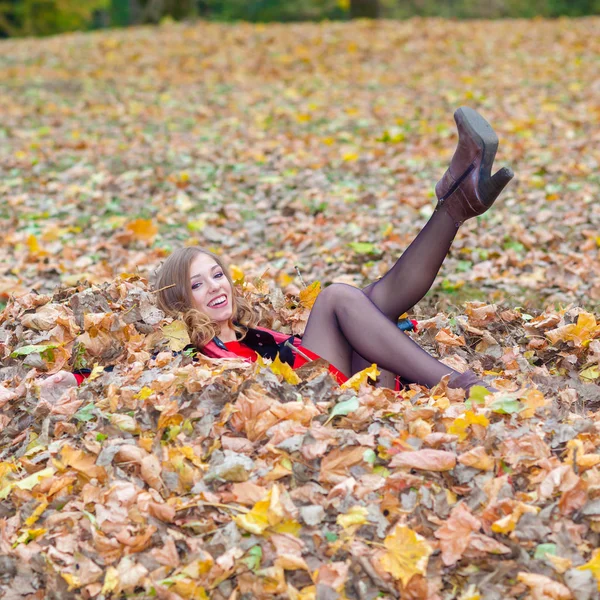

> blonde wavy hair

[{"left": 154, "top": 247, "right": 259, "bottom": 349}]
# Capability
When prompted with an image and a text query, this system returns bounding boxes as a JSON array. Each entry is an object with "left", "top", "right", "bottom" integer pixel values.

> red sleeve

[{"left": 73, "top": 372, "right": 90, "bottom": 386}]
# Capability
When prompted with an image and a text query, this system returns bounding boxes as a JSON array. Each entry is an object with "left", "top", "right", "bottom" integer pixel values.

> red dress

[{"left": 224, "top": 340, "right": 348, "bottom": 385}]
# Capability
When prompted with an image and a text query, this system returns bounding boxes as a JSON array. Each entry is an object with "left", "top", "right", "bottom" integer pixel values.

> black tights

[{"left": 302, "top": 207, "right": 461, "bottom": 387}]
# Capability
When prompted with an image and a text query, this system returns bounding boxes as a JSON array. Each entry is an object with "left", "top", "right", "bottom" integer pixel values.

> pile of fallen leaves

[
  {"left": 1, "top": 275, "right": 600, "bottom": 599},
  {"left": 1, "top": 14, "right": 600, "bottom": 600}
]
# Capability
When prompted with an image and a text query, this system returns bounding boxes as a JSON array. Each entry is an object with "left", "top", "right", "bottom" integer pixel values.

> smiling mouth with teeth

[{"left": 208, "top": 295, "right": 227, "bottom": 307}]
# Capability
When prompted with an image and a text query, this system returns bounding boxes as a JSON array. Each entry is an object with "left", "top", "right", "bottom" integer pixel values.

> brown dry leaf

[
  {"left": 458, "top": 446, "right": 495, "bottom": 471},
  {"left": 319, "top": 446, "right": 370, "bottom": 484},
  {"left": 517, "top": 572, "right": 572, "bottom": 600},
  {"left": 434, "top": 502, "right": 481, "bottom": 566},
  {"left": 464, "top": 302, "right": 498, "bottom": 327},
  {"left": 389, "top": 449, "right": 456, "bottom": 472}
]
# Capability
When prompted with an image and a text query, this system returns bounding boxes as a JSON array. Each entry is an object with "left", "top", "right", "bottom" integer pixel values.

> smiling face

[{"left": 188, "top": 253, "right": 234, "bottom": 325}]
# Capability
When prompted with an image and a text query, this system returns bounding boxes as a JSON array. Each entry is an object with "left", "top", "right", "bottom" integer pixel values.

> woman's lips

[{"left": 208, "top": 295, "right": 228, "bottom": 308}]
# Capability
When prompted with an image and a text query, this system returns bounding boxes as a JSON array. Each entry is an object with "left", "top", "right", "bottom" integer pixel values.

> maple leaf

[
  {"left": 379, "top": 524, "right": 433, "bottom": 586},
  {"left": 546, "top": 312, "right": 600, "bottom": 347},
  {"left": 161, "top": 320, "right": 191, "bottom": 352},
  {"left": 447, "top": 410, "right": 490, "bottom": 442},
  {"left": 340, "top": 363, "right": 379, "bottom": 391},
  {"left": 299, "top": 281, "right": 321, "bottom": 309},
  {"left": 270, "top": 354, "right": 301, "bottom": 384},
  {"left": 126, "top": 218, "right": 158, "bottom": 241},
  {"left": 434, "top": 503, "right": 481, "bottom": 566}
]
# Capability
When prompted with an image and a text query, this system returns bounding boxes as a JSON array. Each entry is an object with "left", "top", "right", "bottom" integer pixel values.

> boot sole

[{"left": 455, "top": 107, "right": 499, "bottom": 206}]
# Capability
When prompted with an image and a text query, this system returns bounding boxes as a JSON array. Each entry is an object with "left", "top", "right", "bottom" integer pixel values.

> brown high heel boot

[{"left": 435, "top": 107, "right": 514, "bottom": 226}]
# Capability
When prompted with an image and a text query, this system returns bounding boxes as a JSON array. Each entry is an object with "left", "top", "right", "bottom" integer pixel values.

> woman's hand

[{"left": 39, "top": 370, "right": 78, "bottom": 403}]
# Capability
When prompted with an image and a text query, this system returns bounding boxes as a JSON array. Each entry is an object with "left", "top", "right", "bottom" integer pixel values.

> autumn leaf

[
  {"left": 161, "top": 320, "right": 191, "bottom": 352},
  {"left": 546, "top": 312, "right": 600, "bottom": 347},
  {"left": 270, "top": 354, "right": 301, "bottom": 384},
  {"left": 340, "top": 363, "right": 379, "bottom": 391},
  {"left": 389, "top": 449, "right": 457, "bottom": 471},
  {"left": 447, "top": 411, "right": 490, "bottom": 442},
  {"left": 434, "top": 503, "right": 481, "bottom": 566},
  {"left": 336, "top": 505, "right": 368, "bottom": 529},
  {"left": 379, "top": 524, "right": 433, "bottom": 586},
  {"left": 126, "top": 218, "right": 158, "bottom": 241},
  {"left": 299, "top": 281, "right": 321, "bottom": 309}
]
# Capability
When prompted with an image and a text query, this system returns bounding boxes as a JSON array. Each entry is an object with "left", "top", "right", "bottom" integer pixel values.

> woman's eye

[
  {"left": 191, "top": 282, "right": 201, "bottom": 290},
  {"left": 215, "top": 272, "right": 223, "bottom": 278}
]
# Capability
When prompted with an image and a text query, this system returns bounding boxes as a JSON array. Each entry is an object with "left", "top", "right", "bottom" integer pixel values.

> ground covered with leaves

[{"left": 1, "top": 16, "right": 600, "bottom": 600}]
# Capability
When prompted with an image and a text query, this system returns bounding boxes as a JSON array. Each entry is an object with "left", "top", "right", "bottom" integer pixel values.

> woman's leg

[
  {"left": 361, "top": 207, "right": 459, "bottom": 322},
  {"left": 351, "top": 208, "right": 459, "bottom": 384},
  {"left": 350, "top": 107, "right": 514, "bottom": 381},
  {"left": 301, "top": 283, "right": 459, "bottom": 388}
]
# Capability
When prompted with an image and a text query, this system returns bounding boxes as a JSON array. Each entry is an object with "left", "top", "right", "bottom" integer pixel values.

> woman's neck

[{"left": 218, "top": 322, "right": 237, "bottom": 343}]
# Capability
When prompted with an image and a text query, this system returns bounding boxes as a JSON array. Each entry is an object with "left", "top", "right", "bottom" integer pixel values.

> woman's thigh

[{"left": 301, "top": 284, "right": 359, "bottom": 377}]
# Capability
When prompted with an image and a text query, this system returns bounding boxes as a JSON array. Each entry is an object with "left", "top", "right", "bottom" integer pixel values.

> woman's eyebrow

[{"left": 190, "top": 265, "right": 220, "bottom": 281}]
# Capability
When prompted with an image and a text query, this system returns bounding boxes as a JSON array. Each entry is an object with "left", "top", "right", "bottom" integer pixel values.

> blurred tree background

[{"left": 0, "top": 0, "right": 598, "bottom": 37}]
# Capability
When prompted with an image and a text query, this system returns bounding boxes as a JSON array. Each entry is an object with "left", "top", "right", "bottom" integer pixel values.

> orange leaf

[{"left": 126, "top": 219, "right": 158, "bottom": 241}]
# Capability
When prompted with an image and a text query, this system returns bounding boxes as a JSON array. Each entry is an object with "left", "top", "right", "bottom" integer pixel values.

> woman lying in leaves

[{"left": 41, "top": 107, "right": 513, "bottom": 395}]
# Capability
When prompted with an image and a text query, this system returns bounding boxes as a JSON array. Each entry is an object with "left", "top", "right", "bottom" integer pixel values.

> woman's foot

[{"left": 435, "top": 107, "right": 514, "bottom": 226}]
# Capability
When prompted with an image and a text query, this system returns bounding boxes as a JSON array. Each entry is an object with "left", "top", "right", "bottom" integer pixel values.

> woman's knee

[{"left": 314, "top": 283, "right": 361, "bottom": 310}]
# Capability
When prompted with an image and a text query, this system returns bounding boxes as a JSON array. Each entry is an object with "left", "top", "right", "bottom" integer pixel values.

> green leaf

[
  {"left": 74, "top": 402, "right": 96, "bottom": 423},
  {"left": 325, "top": 396, "right": 359, "bottom": 425},
  {"left": 465, "top": 385, "right": 492, "bottom": 409},
  {"left": 373, "top": 466, "right": 390, "bottom": 478},
  {"left": 325, "top": 532, "right": 338, "bottom": 542},
  {"left": 534, "top": 543, "right": 557, "bottom": 560},
  {"left": 490, "top": 397, "right": 522, "bottom": 414},
  {"left": 348, "top": 242, "right": 379, "bottom": 255},
  {"left": 10, "top": 344, "right": 58, "bottom": 358},
  {"left": 363, "top": 449, "right": 377, "bottom": 464},
  {"left": 241, "top": 546, "right": 262, "bottom": 571}
]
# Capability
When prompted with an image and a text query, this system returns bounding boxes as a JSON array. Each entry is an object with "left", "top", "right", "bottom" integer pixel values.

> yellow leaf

[
  {"left": 135, "top": 386, "right": 153, "bottom": 401},
  {"left": 161, "top": 320, "right": 191, "bottom": 352},
  {"left": 580, "top": 365, "right": 600, "bottom": 382},
  {"left": 126, "top": 218, "right": 158, "bottom": 241},
  {"left": 448, "top": 411, "right": 490, "bottom": 442},
  {"left": 234, "top": 485, "right": 296, "bottom": 536},
  {"left": 86, "top": 363, "right": 104, "bottom": 382},
  {"left": 271, "top": 519, "right": 302, "bottom": 536},
  {"left": 578, "top": 549, "right": 600, "bottom": 588},
  {"left": 546, "top": 312, "right": 600, "bottom": 347},
  {"left": 379, "top": 524, "right": 433, "bottom": 586},
  {"left": 0, "top": 467, "right": 55, "bottom": 499},
  {"left": 519, "top": 389, "right": 547, "bottom": 419},
  {"left": 491, "top": 502, "right": 539, "bottom": 534},
  {"left": 341, "top": 363, "right": 379, "bottom": 391},
  {"left": 61, "top": 573, "right": 81, "bottom": 592},
  {"left": 14, "top": 527, "right": 47, "bottom": 546},
  {"left": 101, "top": 567, "right": 119, "bottom": 595},
  {"left": 27, "top": 234, "right": 40, "bottom": 254},
  {"left": 336, "top": 505, "right": 368, "bottom": 529},
  {"left": 337, "top": 0, "right": 350, "bottom": 10},
  {"left": 270, "top": 355, "right": 301, "bottom": 385},
  {"left": 235, "top": 487, "right": 279, "bottom": 535},
  {"left": 299, "top": 281, "right": 321, "bottom": 309},
  {"left": 24, "top": 499, "right": 48, "bottom": 527},
  {"left": 297, "top": 585, "right": 317, "bottom": 600},
  {"left": 110, "top": 413, "right": 139, "bottom": 434},
  {"left": 230, "top": 264, "right": 245, "bottom": 284},
  {"left": 342, "top": 152, "right": 359, "bottom": 162}
]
